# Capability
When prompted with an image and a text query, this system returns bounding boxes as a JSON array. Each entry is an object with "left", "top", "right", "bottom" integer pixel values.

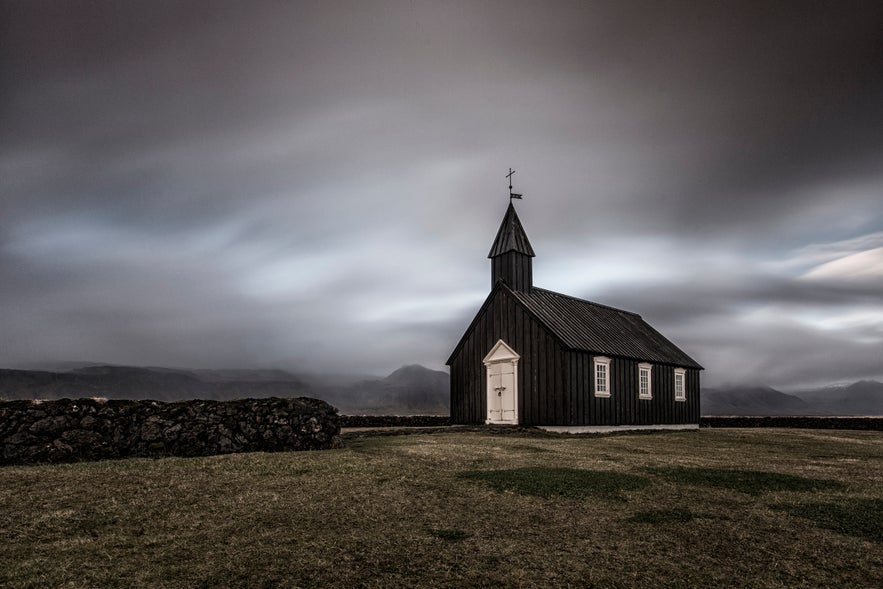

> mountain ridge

[
  {"left": 1, "top": 364, "right": 880, "bottom": 416},
  {"left": 702, "top": 380, "right": 883, "bottom": 416},
  {"left": 0, "top": 364, "right": 449, "bottom": 415}
]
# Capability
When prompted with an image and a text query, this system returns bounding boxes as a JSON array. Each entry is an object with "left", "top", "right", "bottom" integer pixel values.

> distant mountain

[
  {"left": 0, "top": 363, "right": 450, "bottom": 415},
  {"left": 839, "top": 380, "right": 883, "bottom": 414},
  {"left": 191, "top": 368, "right": 302, "bottom": 382},
  {"left": 791, "top": 380, "right": 883, "bottom": 416},
  {"left": 0, "top": 365, "right": 308, "bottom": 403},
  {"left": 317, "top": 365, "right": 449, "bottom": 415},
  {"left": 701, "top": 386, "right": 813, "bottom": 416},
  {"left": 15, "top": 360, "right": 109, "bottom": 372},
  {"left": 702, "top": 380, "right": 883, "bottom": 416}
]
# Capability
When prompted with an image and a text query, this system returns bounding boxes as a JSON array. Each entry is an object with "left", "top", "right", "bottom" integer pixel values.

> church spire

[
  {"left": 488, "top": 202, "right": 535, "bottom": 258},
  {"left": 488, "top": 202, "right": 535, "bottom": 291}
]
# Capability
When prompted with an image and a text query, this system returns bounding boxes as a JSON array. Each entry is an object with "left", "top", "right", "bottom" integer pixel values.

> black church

[{"left": 447, "top": 199, "right": 702, "bottom": 428}]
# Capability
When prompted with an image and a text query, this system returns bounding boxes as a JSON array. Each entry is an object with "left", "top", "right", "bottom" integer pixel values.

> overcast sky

[{"left": 2, "top": 1, "right": 882, "bottom": 389}]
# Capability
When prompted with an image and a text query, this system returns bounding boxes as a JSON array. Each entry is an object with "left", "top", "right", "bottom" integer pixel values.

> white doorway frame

[{"left": 483, "top": 339, "right": 520, "bottom": 425}]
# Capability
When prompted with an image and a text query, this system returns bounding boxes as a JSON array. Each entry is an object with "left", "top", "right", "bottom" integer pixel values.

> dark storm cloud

[
  {"left": 1, "top": 1, "right": 882, "bottom": 384},
  {"left": 5, "top": 1, "right": 882, "bottom": 233}
]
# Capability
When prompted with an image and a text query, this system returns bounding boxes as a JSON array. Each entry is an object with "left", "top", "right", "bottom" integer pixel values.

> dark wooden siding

[
  {"left": 491, "top": 251, "right": 533, "bottom": 292},
  {"left": 449, "top": 288, "right": 566, "bottom": 425},
  {"left": 564, "top": 352, "right": 700, "bottom": 425}
]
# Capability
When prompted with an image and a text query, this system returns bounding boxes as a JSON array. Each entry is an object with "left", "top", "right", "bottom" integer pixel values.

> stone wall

[
  {"left": 700, "top": 416, "right": 883, "bottom": 431},
  {"left": 1, "top": 397, "right": 341, "bottom": 465}
]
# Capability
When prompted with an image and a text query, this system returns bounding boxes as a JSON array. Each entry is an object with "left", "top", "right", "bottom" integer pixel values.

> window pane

[
  {"left": 596, "top": 364, "right": 607, "bottom": 392},
  {"left": 639, "top": 367, "right": 651, "bottom": 397}
]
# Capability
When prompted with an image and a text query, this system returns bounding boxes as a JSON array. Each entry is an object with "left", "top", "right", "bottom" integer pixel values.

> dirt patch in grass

[
  {"left": 508, "top": 444, "right": 553, "bottom": 453},
  {"left": 458, "top": 466, "right": 650, "bottom": 499},
  {"left": 427, "top": 528, "right": 469, "bottom": 542},
  {"left": 644, "top": 466, "right": 846, "bottom": 496},
  {"left": 775, "top": 498, "right": 883, "bottom": 543},
  {"left": 627, "top": 508, "right": 702, "bottom": 523},
  {"left": 629, "top": 507, "right": 694, "bottom": 523}
]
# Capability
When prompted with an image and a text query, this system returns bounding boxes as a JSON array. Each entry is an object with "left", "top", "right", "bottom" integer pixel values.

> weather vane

[{"left": 506, "top": 168, "right": 523, "bottom": 201}]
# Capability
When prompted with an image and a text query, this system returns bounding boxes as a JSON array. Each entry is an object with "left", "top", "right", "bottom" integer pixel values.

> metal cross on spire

[{"left": 506, "top": 168, "right": 523, "bottom": 201}]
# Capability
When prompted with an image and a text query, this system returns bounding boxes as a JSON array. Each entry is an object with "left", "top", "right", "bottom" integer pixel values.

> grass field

[{"left": 1, "top": 428, "right": 882, "bottom": 588}]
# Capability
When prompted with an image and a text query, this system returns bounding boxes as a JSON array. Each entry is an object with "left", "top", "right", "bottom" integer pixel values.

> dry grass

[{"left": 1, "top": 428, "right": 882, "bottom": 588}]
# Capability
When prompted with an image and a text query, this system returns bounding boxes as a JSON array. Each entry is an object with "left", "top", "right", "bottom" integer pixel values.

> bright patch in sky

[{"left": 802, "top": 246, "right": 883, "bottom": 282}]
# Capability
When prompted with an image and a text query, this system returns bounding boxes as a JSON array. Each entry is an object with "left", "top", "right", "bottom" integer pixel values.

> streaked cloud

[{"left": 1, "top": 1, "right": 882, "bottom": 387}]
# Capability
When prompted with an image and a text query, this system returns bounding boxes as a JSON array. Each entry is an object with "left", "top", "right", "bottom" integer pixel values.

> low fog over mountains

[
  {"left": 702, "top": 381, "right": 883, "bottom": 416},
  {"left": 1, "top": 363, "right": 881, "bottom": 416},
  {"left": 0, "top": 364, "right": 449, "bottom": 415}
]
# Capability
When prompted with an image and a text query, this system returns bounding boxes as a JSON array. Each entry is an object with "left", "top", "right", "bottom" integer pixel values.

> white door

[
  {"left": 487, "top": 361, "right": 516, "bottom": 424},
  {"left": 483, "top": 339, "right": 520, "bottom": 425}
]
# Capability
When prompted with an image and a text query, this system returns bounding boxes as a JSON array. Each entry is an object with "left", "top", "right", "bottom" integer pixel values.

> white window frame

[
  {"left": 593, "top": 356, "right": 611, "bottom": 398},
  {"left": 638, "top": 363, "right": 653, "bottom": 400},
  {"left": 674, "top": 368, "right": 686, "bottom": 401}
]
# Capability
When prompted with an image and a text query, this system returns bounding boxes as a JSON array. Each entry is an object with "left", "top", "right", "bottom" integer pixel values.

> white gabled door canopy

[{"left": 483, "top": 339, "right": 520, "bottom": 364}]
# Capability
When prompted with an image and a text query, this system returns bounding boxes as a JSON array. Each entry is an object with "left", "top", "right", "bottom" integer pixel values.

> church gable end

[{"left": 448, "top": 285, "right": 567, "bottom": 425}]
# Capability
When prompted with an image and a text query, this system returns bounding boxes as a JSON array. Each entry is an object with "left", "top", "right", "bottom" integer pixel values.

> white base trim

[{"left": 539, "top": 424, "right": 699, "bottom": 434}]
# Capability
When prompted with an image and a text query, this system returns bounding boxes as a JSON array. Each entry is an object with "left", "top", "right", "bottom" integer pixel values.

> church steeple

[{"left": 488, "top": 202, "right": 535, "bottom": 291}]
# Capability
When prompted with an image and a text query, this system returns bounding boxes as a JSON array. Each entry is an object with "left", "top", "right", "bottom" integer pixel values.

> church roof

[
  {"left": 508, "top": 286, "right": 703, "bottom": 369},
  {"left": 447, "top": 281, "right": 702, "bottom": 368},
  {"left": 487, "top": 202, "right": 535, "bottom": 258}
]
